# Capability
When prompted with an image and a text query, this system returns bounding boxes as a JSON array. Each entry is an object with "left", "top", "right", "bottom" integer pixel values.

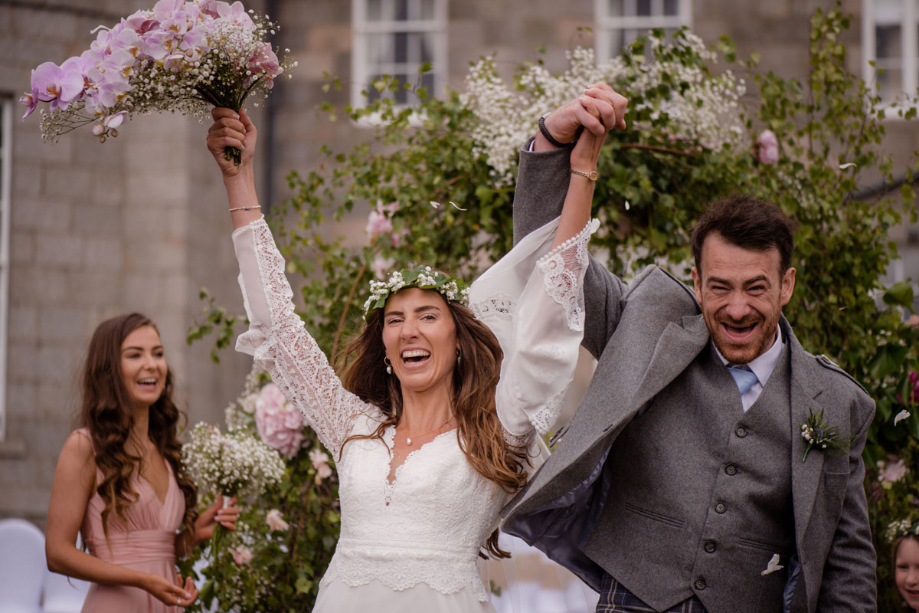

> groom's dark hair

[{"left": 691, "top": 194, "right": 796, "bottom": 275}]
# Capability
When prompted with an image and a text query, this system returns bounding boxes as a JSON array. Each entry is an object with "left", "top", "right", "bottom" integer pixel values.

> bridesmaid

[{"left": 45, "top": 313, "right": 240, "bottom": 611}]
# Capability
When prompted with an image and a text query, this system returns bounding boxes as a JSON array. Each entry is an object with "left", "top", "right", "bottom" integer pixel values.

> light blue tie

[{"left": 728, "top": 365, "right": 759, "bottom": 395}]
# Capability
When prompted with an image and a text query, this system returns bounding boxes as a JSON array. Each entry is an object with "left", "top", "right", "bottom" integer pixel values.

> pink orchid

[
  {"left": 216, "top": 1, "right": 255, "bottom": 30},
  {"left": 19, "top": 87, "right": 39, "bottom": 120},
  {"left": 153, "top": 0, "right": 186, "bottom": 23},
  {"left": 104, "top": 111, "right": 127, "bottom": 129},
  {"left": 124, "top": 10, "right": 159, "bottom": 35},
  {"left": 249, "top": 42, "right": 281, "bottom": 77},
  {"left": 229, "top": 545, "right": 254, "bottom": 566},
  {"left": 756, "top": 129, "right": 779, "bottom": 164},
  {"left": 31, "top": 58, "right": 86, "bottom": 112}
]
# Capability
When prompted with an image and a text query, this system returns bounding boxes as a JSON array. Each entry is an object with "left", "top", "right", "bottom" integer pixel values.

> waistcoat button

[
  {"left": 704, "top": 540, "right": 717, "bottom": 553},
  {"left": 715, "top": 502, "right": 726, "bottom": 513},
  {"left": 694, "top": 578, "right": 706, "bottom": 590},
  {"left": 725, "top": 463, "right": 737, "bottom": 475},
  {"left": 735, "top": 426, "right": 747, "bottom": 438}
]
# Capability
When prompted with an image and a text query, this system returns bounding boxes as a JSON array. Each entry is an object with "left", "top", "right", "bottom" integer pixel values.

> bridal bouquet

[
  {"left": 20, "top": 0, "right": 295, "bottom": 162},
  {"left": 182, "top": 422, "right": 286, "bottom": 500}
]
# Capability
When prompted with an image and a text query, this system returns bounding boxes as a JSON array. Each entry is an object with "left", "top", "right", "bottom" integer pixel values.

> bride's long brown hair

[
  {"left": 339, "top": 294, "right": 530, "bottom": 558},
  {"left": 80, "top": 313, "right": 197, "bottom": 541}
]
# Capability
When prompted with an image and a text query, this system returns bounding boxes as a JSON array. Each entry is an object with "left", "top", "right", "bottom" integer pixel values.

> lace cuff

[
  {"left": 232, "top": 218, "right": 374, "bottom": 457},
  {"left": 535, "top": 218, "right": 599, "bottom": 332}
]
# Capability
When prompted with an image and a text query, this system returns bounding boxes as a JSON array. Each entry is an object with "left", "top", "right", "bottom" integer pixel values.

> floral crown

[
  {"left": 362, "top": 266, "right": 469, "bottom": 318},
  {"left": 885, "top": 517, "right": 919, "bottom": 543}
]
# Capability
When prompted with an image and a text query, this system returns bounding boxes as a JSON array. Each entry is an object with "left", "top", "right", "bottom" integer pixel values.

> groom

[{"left": 500, "top": 87, "right": 876, "bottom": 612}]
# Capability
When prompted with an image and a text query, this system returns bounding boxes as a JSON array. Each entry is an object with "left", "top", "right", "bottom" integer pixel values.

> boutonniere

[{"left": 800, "top": 408, "right": 852, "bottom": 462}]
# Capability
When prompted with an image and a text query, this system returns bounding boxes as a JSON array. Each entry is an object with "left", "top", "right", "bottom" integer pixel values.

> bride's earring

[
  {"left": 456, "top": 348, "right": 461, "bottom": 365},
  {"left": 384, "top": 357, "right": 393, "bottom": 375}
]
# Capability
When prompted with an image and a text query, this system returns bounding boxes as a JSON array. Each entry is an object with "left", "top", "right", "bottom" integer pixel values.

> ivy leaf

[{"left": 868, "top": 343, "right": 910, "bottom": 379}]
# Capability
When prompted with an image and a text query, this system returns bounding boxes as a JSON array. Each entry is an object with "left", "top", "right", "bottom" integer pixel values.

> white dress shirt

[{"left": 714, "top": 324, "right": 785, "bottom": 412}]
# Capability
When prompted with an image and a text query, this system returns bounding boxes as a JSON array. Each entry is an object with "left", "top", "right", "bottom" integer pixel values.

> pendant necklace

[{"left": 403, "top": 417, "right": 454, "bottom": 446}]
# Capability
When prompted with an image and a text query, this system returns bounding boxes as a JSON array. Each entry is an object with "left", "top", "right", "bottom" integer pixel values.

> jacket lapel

[
  {"left": 629, "top": 314, "right": 710, "bottom": 412},
  {"left": 786, "top": 321, "right": 830, "bottom": 550}
]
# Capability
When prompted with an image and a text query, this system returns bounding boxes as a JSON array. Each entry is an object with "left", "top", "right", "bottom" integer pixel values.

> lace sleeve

[
  {"left": 471, "top": 217, "right": 597, "bottom": 437},
  {"left": 232, "top": 218, "right": 375, "bottom": 457}
]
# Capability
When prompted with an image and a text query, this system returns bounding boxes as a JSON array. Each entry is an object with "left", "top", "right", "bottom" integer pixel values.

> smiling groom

[{"left": 500, "top": 87, "right": 876, "bottom": 612}]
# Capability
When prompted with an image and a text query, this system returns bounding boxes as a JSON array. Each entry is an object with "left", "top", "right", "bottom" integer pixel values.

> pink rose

[
  {"left": 878, "top": 457, "right": 909, "bottom": 483},
  {"left": 255, "top": 383, "right": 305, "bottom": 459},
  {"left": 309, "top": 449, "right": 333, "bottom": 483},
  {"left": 266, "top": 509, "right": 289, "bottom": 531},
  {"left": 756, "top": 129, "right": 779, "bottom": 164},
  {"left": 229, "top": 546, "right": 253, "bottom": 566}
]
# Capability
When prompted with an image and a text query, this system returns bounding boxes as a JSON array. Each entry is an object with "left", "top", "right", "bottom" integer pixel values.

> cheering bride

[{"left": 204, "top": 85, "right": 625, "bottom": 611}]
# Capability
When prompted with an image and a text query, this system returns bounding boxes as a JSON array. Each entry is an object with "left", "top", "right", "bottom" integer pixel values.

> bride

[{"left": 204, "top": 86, "right": 625, "bottom": 611}]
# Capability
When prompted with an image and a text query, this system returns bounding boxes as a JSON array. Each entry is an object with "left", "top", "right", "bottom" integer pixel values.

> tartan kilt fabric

[{"left": 596, "top": 574, "right": 708, "bottom": 613}]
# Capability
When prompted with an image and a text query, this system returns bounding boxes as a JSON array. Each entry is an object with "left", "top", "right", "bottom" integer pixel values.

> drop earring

[
  {"left": 456, "top": 348, "right": 461, "bottom": 365},
  {"left": 384, "top": 357, "right": 393, "bottom": 375}
]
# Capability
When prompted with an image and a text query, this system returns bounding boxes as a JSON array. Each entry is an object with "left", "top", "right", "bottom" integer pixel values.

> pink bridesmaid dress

[{"left": 75, "top": 428, "right": 186, "bottom": 613}]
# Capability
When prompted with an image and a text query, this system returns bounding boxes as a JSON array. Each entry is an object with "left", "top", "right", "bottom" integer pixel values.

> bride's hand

[{"left": 206, "top": 108, "right": 258, "bottom": 178}]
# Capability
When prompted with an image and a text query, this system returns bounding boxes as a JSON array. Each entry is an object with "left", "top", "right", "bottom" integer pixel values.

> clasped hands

[{"left": 536, "top": 83, "right": 629, "bottom": 170}]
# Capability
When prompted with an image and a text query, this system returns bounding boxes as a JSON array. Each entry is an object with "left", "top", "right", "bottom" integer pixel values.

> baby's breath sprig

[{"left": 800, "top": 408, "right": 852, "bottom": 463}]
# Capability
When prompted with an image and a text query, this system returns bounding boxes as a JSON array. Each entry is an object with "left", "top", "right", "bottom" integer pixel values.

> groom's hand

[{"left": 536, "top": 84, "right": 628, "bottom": 152}]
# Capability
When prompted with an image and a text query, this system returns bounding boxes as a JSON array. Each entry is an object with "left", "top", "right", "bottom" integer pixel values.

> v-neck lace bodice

[{"left": 231, "top": 216, "right": 594, "bottom": 605}]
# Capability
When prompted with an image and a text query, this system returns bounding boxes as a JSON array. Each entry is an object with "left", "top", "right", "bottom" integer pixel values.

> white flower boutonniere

[{"left": 800, "top": 408, "right": 852, "bottom": 463}]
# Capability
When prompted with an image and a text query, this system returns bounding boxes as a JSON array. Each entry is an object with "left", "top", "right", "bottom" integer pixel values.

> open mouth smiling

[
  {"left": 720, "top": 320, "right": 759, "bottom": 342},
  {"left": 137, "top": 377, "right": 158, "bottom": 390},
  {"left": 401, "top": 349, "right": 431, "bottom": 365}
]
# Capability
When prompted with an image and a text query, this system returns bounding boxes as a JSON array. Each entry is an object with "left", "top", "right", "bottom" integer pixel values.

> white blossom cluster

[
  {"left": 461, "top": 37, "right": 746, "bottom": 185},
  {"left": 800, "top": 423, "right": 829, "bottom": 449},
  {"left": 224, "top": 363, "right": 268, "bottom": 431},
  {"left": 362, "top": 266, "right": 470, "bottom": 317},
  {"left": 182, "top": 422, "right": 286, "bottom": 499},
  {"left": 885, "top": 518, "right": 919, "bottom": 543}
]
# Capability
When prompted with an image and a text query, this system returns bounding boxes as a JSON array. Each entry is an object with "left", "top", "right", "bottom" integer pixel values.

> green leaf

[
  {"left": 868, "top": 344, "right": 910, "bottom": 379},
  {"left": 883, "top": 281, "right": 914, "bottom": 308}
]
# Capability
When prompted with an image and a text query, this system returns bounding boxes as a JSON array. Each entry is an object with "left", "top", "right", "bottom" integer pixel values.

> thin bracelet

[
  {"left": 538, "top": 116, "right": 583, "bottom": 148},
  {"left": 228, "top": 205, "right": 261, "bottom": 212}
]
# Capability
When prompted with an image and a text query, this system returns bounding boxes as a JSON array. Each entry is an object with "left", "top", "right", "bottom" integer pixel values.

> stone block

[
  {"left": 72, "top": 204, "right": 123, "bottom": 236},
  {"left": 295, "top": 51, "right": 336, "bottom": 80},
  {"left": 10, "top": 232, "right": 34, "bottom": 264},
  {"left": 84, "top": 237, "right": 124, "bottom": 270},
  {"left": 10, "top": 7, "right": 79, "bottom": 42},
  {"left": 90, "top": 174, "right": 125, "bottom": 207},
  {"left": 37, "top": 382, "right": 75, "bottom": 421},
  {"left": 6, "top": 383, "right": 36, "bottom": 421},
  {"left": 8, "top": 307, "right": 37, "bottom": 342},
  {"left": 307, "top": 24, "right": 353, "bottom": 54},
  {"left": 125, "top": 240, "right": 186, "bottom": 275},
  {"left": 38, "top": 307, "right": 85, "bottom": 344},
  {"left": 7, "top": 343, "right": 39, "bottom": 383},
  {"left": 14, "top": 119, "right": 74, "bottom": 166},
  {"left": 125, "top": 171, "right": 190, "bottom": 206},
  {"left": 11, "top": 164, "right": 41, "bottom": 200},
  {"left": 12, "top": 199, "right": 72, "bottom": 232},
  {"left": 122, "top": 273, "right": 167, "bottom": 310},
  {"left": 10, "top": 265, "right": 68, "bottom": 304},
  {"left": 36, "top": 234, "right": 84, "bottom": 268},
  {"left": 67, "top": 271, "right": 122, "bottom": 306},
  {"left": 44, "top": 167, "right": 92, "bottom": 201},
  {"left": 37, "top": 345, "right": 81, "bottom": 384}
]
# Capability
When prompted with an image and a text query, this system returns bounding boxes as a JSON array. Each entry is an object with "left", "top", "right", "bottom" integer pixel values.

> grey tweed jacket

[{"left": 500, "top": 144, "right": 877, "bottom": 612}]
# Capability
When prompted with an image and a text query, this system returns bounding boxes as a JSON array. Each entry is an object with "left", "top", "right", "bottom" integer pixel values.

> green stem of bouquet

[{"left": 196, "top": 77, "right": 265, "bottom": 168}]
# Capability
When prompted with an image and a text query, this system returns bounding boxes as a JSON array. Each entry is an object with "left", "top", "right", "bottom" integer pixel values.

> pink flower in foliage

[
  {"left": 756, "top": 129, "right": 779, "bottom": 164},
  {"left": 309, "top": 449, "right": 333, "bottom": 482},
  {"left": 878, "top": 456, "right": 909, "bottom": 483},
  {"left": 229, "top": 546, "right": 253, "bottom": 566},
  {"left": 911, "top": 371, "right": 919, "bottom": 404},
  {"left": 366, "top": 201, "right": 397, "bottom": 236},
  {"left": 255, "top": 383, "right": 304, "bottom": 459},
  {"left": 266, "top": 509, "right": 289, "bottom": 531}
]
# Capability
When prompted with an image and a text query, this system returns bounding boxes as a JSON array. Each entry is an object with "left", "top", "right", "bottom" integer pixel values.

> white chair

[
  {"left": 41, "top": 533, "right": 90, "bottom": 613},
  {"left": 0, "top": 518, "right": 46, "bottom": 613}
]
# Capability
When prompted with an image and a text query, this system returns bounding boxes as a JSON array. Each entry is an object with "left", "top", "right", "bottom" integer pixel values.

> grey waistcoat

[{"left": 581, "top": 342, "right": 794, "bottom": 613}]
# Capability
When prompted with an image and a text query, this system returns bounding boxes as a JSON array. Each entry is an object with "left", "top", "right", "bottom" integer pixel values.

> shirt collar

[{"left": 714, "top": 324, "right": 785, "bottom": 386}]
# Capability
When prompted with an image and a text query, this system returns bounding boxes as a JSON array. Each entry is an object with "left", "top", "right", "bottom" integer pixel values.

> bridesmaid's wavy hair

[
  {"left": 80, "top": 313, "right": 198, "bottom": 542},
  {"left": 339, "top": 292, "right": 530, "bottom": 559}
]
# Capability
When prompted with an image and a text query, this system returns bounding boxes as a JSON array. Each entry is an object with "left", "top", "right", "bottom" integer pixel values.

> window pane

[
  {"left": 608, "top": 0, "right": 624, "bottom": 16},
  {"left": 664, "top": 0, "right": 678, "bottom": 15},
  {"left": 874, "top": 0, "right": 903, "bottom": 24},
  {"left": 637, "top": 0, "right": 652, "bottom": 16},
  {"left": 395, "top": 0, "right": 409, "bottom": 20},
  {"left": 876, "top": 25, "right": 902, "bottom": 60},
  {"left": 395, "top": 32, "right": 408, "bottom": 63},
  {"left": 419, "top": 32, "right": 433, "bottom": 64},
  {"left": 421, "top": 0, "right": 435, "bottom": 19},
  {"left": 877, "top": 66, "right": 903, "bottom": 101},
  {"left": 367, "top": 0, "right": 383, "bottom": 21}
]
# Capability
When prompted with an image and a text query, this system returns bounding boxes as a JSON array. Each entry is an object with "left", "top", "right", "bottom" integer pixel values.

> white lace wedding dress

[{"left": 232, "top": 216, "right": 596, "bottom": 612}]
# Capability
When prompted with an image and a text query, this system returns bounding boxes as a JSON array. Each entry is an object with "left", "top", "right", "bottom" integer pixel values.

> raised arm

[
  {"left": 206, "top": 109, "right": 375, "bottom": 457},
  {"left": 512, "top": 86, "right": 630, "bottom": 359}
]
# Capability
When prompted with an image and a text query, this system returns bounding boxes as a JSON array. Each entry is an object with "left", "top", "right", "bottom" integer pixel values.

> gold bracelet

[
  {"left": 228, "top": 205, "right": 261, "bottom": 212},
  {"left": 571, "top": 168, "right": 598, "bottom": 182}
]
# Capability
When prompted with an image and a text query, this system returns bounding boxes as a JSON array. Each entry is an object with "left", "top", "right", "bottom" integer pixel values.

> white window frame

[
  {"left": 351, "top": 0, "right": 448, "bottom": 111},
  {"left": 0, "top": 98, "right": 11, "bottom": 441},
  {"left": 595, "top": 0, "right": 693, "bottom": 61},
  {"left": 862, "top": 0, "right": 918, "bottom": 105}
]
